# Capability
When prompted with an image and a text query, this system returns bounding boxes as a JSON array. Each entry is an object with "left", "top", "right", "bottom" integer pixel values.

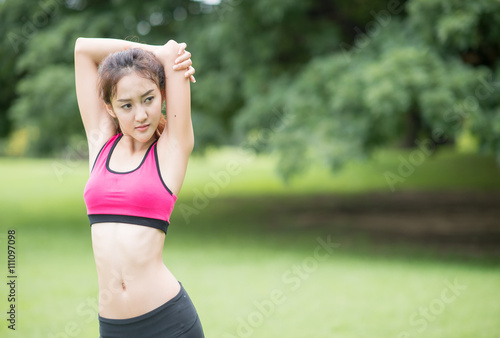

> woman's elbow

[
  {"left": 74, "top": 37, "right": 90, "bottom": 55},
  {"left": 184, "top": 136, "right": 195, "bottom": 155},
  {"left": 74, "top": 37, "right": 83, "bottom": 52}
]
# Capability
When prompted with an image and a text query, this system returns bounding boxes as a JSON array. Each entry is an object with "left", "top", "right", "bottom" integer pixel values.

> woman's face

[{"left": 108, "top": 72, "right": 163, "bottom": 143}]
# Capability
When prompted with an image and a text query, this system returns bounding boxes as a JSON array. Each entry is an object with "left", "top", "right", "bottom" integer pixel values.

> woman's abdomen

[{"left": 91, "top": 222, "right": 180, "bottom": 319}]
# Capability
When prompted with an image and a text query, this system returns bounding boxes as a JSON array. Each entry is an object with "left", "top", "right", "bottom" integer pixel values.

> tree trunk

[{"left": 402, "top": 109, "right": 421, "bottom": 148}]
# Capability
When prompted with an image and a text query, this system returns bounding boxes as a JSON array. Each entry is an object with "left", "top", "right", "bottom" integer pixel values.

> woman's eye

[
  {"left": 121, "top": 103, "right": 132, "bottom": 109},
  {"left": 145, "top": 96, "right": 154, "bottom": 103}
]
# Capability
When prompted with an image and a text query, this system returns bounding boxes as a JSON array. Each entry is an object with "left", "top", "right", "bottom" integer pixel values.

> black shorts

[{"left": 98, "top": 283, "right": 204, "bottom": 338}]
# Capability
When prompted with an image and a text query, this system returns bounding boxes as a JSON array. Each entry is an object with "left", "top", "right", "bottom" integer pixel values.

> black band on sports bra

[{"left": 88, "top": 214, "right": 169, "bottom": 233}]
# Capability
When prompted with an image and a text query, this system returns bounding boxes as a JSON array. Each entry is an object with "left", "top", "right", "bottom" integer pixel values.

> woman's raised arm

[
  {"left": 155, "top": 41, "right": 194, "bottom": 151},
  {"left": 74, "top": 38, "right": 158, "bottom": 152},
  {"left": 155, "top": 41, "right": 196, "bottom": 195}
]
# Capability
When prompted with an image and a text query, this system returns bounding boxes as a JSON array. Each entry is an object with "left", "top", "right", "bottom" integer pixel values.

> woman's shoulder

[{"left": 88, "top": 133, "right": 121, "bottom": 170}]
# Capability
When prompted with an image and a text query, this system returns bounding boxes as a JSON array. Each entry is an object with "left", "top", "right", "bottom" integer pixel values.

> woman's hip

[{"left": 98, "top": 282, "right": 204, "bottom": 338}]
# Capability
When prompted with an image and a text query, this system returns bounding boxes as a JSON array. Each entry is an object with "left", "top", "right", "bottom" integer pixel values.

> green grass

[
  {"left": 0, "top": 148, "right": 499, "bottom": 338},
  {"left": 183, "top": 146, "right": 500, "bottom": 195}
]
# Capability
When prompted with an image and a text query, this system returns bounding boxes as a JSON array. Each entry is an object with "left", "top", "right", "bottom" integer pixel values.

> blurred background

[{"left": 1, "top": 0, "right": 500, "bottom": 337}]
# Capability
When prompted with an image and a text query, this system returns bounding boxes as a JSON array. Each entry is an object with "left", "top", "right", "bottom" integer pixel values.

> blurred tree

[
  {"left": 408, "top": 0, "right": 500, "bottom": 67},
  {"left": 211, "top": 0, "right": 500, "bottom": 178},
  {"left": 274, "top": 20, "right": 485, "bottom": 177},
  {"left": 407, "top": 0, "right": 500, "bottom": 164},
  {"left": 1, "top": 0, "right": 394, "bottom": 156},
  {"left": 1, "top": 0, "right": 194, "bottom": 155},
  {"left": 0, "top": 0, "right": 35, "bottom": 140},
  {"left": 1, "top": 0, "right": 499, "bottom": 179}
]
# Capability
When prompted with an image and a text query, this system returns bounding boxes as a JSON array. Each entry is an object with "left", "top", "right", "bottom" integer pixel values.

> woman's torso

[
  {"left": 85, "top": 134, "right": 179, "bottom": 319},
  {"left": 91, "top": 222, "right": 180, "bottom": 319}
]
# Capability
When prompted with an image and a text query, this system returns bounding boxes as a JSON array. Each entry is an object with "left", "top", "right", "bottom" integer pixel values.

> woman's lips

[{"left": 135, "top": 124, "right": 149, "bottom": 132}]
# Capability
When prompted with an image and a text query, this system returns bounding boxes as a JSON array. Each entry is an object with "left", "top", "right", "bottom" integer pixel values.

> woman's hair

[{"left": 98, "top": 48, "right": 166, "bottom": 137}]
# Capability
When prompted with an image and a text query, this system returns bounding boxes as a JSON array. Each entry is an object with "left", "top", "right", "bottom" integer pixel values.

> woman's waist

[
  {"left": 91, "top": 222, "right": 166, "bottom": 265},
  {"left": 93, "top": 249, "right": 164, "bottom": 274},
  {"left": 96, "top": 264, "right": 180, "bottom": 319},
  {"left": 95, "top": 258, "right": 166, "bottom": 289},
  {"left": 91, "top": 221, "right": 166, "bottom": 247}
]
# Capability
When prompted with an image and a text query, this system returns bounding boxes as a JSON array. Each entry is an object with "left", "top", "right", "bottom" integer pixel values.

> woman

[{"left": 74, "top": 37, "right": 203, "bottom": 337}]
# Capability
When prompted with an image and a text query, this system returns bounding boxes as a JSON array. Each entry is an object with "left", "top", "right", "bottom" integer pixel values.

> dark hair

[{"left": 98, "top": 48, "right": 166, "bottom": 136}]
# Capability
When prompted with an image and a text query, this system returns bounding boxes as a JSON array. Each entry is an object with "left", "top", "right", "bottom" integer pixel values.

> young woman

[{"left": 74, "top": 37, "right": 204, "bottom": 337}]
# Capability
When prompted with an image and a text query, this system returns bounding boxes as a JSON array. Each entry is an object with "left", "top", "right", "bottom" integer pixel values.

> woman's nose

[{"left": 135, "top": 106, "right": 147, "bottom": 122}]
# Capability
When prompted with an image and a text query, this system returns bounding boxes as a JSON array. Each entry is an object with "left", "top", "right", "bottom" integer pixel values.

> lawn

[{"left": 0, "top": 147, "right": 499, "bottom": 338}]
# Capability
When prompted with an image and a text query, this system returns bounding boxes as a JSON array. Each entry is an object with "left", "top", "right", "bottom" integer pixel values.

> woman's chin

[{"left": 136, "top": 129, "right": 157, "bottom": 142}]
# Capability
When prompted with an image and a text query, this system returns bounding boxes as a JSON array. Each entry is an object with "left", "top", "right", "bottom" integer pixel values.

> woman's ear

[{"left": 105, "top": 104, "right": 116, "bottom": 118}]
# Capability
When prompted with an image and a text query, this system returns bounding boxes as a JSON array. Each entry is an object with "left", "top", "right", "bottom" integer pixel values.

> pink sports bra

[{"left": 83, "top": 134, "right": 177, "bottom": 233}]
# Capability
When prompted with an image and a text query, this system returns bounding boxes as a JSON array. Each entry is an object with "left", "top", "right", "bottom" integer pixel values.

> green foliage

[
  {"left": 408, "top": 0, "right": 500, "bottom": 53},
  {"left": 273, "top": 20, "right": 484, "bottom": 177},
  {"left": 1, "top": 0, "right": 193, "bottom": 155},
  {"left": 9, "top": 64, "right": 81, "bottom": 155},
  {"left": 1, "top": 0, "right": 500, "bottom": 178}
]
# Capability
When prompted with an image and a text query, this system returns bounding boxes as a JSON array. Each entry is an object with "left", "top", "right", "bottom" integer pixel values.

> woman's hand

[
  {"left": 174, "top": 42, "right": 196, "bottom": 83},
  {"left": 156, "top": 40, "right": 196, "bottom": 83}
]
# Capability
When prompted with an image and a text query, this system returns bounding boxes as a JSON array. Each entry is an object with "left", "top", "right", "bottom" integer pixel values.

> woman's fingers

[
  {"left": 175, "top": 50, "right": 191, "bottom": 64},
  {"left": 172, "top": 44, "right": 196, "bottom": 82},
  {"left": 173, "top": 49, "right": 192, "bottom": 70},
  {"left": 185, "top": 66, "right": 195, "bottom": 77},
  {"left": 178, "top": 42, "right": 187, "bottom": 55},
  {"left": 173, "top": 58, "right": 192, "bottom": 70},
  {"left": 185, "top": 66, "right": 196, "bottom": 83}
]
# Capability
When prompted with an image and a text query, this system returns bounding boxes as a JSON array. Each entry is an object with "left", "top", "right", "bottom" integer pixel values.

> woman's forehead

[{"left": 114, "top": 72, "right": 159, "bottom": 99}]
